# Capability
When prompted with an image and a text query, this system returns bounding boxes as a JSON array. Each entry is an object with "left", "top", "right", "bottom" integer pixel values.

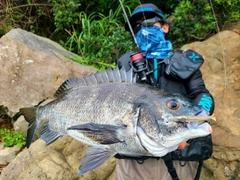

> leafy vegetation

[
  {"left": 169, "top": 0, "right": 217, "bottom": 46},
  {"left": 50, "top": 0, "right": 81, "bottom": 32},
  {"left": 0, "top": 128, "right": 26, "bottom": 148},
  {"left": 67, "top": 27, "right": 134, "bottom": 70},
  {"left": 214, "top": 0, "right": 240, "bottom": 21},
  {"left": 0, "top": 0, "right": 54, "bottom": 38},
  {"left": 0, "top": 0, "right": 239, "bottom": 69},
  {"left": 63, "top": 8, "right": 134, "bottom": 69}
]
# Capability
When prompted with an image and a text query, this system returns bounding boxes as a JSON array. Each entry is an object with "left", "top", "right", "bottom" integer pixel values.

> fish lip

[{"left": 187, "top": 121, "right": 212, "bottom": 134}]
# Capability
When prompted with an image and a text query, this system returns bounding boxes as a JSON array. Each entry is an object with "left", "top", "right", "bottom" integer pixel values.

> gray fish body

[
  {"left": 38, "top": 83, "right": 170, "bottom": 154},
  {"left": 20, "top": 68, "right": 212, "bottom": 176},
  {"left": 39, "top": 83, "right": 146, "bottom": 149}
]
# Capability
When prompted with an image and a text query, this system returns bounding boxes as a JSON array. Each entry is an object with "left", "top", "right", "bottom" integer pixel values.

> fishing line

[
  {"left": 118, "top": 0, "right": 139, "bottom": 49},
  {"left": 209, "top": 0, "right": 227, "bottom": 93}
]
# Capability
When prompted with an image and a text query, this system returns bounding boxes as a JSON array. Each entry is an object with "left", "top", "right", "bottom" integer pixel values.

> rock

[
  {"left": 0, "top": 137, "right": 115, "bottom": 180},
  {"left": 181, "top": 30, "right": 240, "bottom": 179},
  {"left": 0, "top": 28, "right": 96, "bottom": 113},
  {"left": 0, "top": 144, "right": 21, "bottom": 167},
  {"left": 13, "top": 116, "right": 28, "bottom": 136}
]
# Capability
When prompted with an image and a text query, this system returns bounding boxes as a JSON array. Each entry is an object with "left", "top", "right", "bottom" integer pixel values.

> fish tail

[{"left": 20, "top": 107, "right": 38, "bottom": 148}]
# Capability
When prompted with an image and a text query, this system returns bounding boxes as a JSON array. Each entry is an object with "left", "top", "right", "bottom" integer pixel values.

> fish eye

[{"left": 167, "top": 100, "right": 180, "bottom": 110}]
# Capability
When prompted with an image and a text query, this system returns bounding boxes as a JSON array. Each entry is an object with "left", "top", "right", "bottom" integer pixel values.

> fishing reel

[
  {"left": 130, "top": 52, "right": 155, "bottom": 85},
  {"left": 130, "top": 52, "right": 147, "bottom": 81}
]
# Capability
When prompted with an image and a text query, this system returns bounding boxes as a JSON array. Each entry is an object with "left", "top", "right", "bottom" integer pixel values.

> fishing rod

[
  {"left": 118, "top": 0, "right": 151, "bottom": 83},
  {"left": 118, "top": 0, "right": 139, "bottom": 49}
]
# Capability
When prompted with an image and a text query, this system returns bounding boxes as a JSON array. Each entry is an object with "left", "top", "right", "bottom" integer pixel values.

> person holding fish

[
  {"left": 116, "top": 3, "right": 215, "bottom": 180},
  {"left": 19, "top": 3, "right": 215, "bottom": 178}
]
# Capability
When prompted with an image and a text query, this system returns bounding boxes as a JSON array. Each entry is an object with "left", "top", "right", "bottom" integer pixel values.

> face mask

[{"left": 135, "top": 25, "right": 172, "bottom": 59}]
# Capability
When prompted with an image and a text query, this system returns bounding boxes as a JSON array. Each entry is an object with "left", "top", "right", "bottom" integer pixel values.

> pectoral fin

[
  {"left": 68, "top": 123, "right": 127, "bottom": 144},
  {"left": 77, "top": 147, "right": 116, "bottom": 176}
]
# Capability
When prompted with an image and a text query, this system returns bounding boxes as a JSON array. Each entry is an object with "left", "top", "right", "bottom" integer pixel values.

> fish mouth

[
  {"left": 187, "top": 121, "right": 212, "bottom": 135},
  {"left": 172, "top": 109, "right": 214, "bottom": 135}
]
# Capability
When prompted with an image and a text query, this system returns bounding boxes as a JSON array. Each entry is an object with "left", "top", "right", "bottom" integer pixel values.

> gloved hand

[{"left": 171, "top": 135, "right": 213, "bottom": 161}]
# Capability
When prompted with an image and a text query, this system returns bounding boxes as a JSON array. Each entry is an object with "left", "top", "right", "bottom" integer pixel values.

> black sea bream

[{"left": 20, "top": 68, "right": 212, "bottom": 176}]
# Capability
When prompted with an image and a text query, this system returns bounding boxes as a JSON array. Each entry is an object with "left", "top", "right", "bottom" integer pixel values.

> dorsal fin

[
  {"left": 54, "top": 67, "right": 136, "bottom": 98},
  {"left": 54, "top": 77, "right": 84, "bottom": 98}
]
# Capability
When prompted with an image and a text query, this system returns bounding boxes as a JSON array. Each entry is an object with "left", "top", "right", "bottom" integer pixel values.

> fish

[{"left": 20, "top": 67, "right": 212, "bottom": 176}]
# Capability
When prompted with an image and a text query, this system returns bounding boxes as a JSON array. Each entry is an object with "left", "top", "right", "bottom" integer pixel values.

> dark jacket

[{"left": 117, "top": 51, "right": 214, "bottom": 115}]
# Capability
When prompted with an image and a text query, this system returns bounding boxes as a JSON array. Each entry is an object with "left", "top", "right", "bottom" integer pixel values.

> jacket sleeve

[{"left": 184, "top": 69, "right": 215, "bottom": 115}]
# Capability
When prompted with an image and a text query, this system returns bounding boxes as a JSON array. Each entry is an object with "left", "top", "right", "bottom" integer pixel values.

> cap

[{"left": 125, "top": 3, "right": 166, "bottom": 31}]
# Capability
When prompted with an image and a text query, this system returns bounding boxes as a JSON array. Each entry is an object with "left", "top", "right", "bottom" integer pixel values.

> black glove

[{"left": 171, "top": 135, "right": 213, "bottom": 161}]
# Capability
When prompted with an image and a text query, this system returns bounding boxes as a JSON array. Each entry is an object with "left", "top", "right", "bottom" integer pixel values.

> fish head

[{"left": 136, "top": 92, "right": 212, "bottom": 157}]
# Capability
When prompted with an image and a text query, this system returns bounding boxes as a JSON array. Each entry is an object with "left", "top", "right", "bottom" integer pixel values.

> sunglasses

[{"left": 134, "top": 16, "right": 162, "bottom": 34}]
